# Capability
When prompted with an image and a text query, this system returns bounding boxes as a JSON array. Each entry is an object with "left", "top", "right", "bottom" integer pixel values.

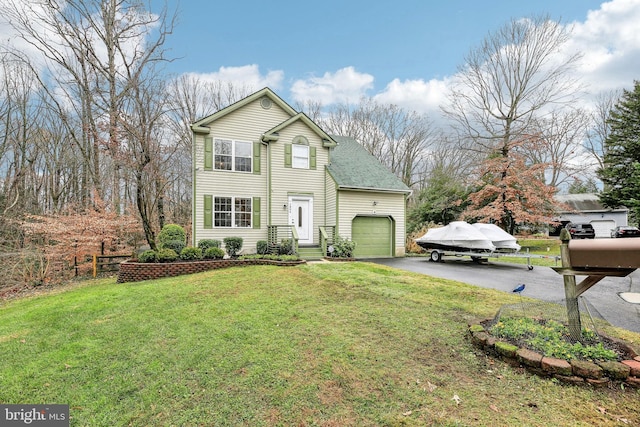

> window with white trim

[
  {"left": 215, "top": 139, "right": 252, "bottom": 172},
  {"left": 292, "top": 144, "right": 309, "bottom": 169},
  {"left": 214, "top": 196, "right": 252, "bottom": 228}
]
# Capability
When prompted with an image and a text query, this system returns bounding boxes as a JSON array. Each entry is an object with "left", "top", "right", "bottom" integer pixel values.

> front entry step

[{"left": 297, "top": 245, "right": 324, "bottom": 260}]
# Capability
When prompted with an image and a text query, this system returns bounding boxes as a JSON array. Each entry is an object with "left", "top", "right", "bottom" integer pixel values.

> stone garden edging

[
  {"left": 468, "top": 321, "right": 640, "bottom": 388},
  {"left": 117, "top": 258, "right": 306, "bottom": 283}
]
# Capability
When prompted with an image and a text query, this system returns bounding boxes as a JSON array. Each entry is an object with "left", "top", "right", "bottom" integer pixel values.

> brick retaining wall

[
  {"left": 468, "top": 322, "right": 640, "bottom": 387},
  {"left": 117, "top": 259, "right": 305, "bottom": 283}
]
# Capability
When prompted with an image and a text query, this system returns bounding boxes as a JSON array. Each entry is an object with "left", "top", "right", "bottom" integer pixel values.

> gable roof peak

[
  {"left": 261, "top": 112, "right": 337, "bottom": 147},
  {"left": 191, "top": 87, "right": 297, "bottom": 134}
]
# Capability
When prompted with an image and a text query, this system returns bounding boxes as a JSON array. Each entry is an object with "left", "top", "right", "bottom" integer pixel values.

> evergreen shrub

[
  {"left": 180, "top": 247, "right": 203, "bottom": 260},
  {"left": 223, "top": 237, "right": 243, "bottom": 258},
  {"left": 204, "top": 247, "right": 225, "bottom": 260},
  {"left": 198, "top": 239, "right": 221, "bottom": 251}
]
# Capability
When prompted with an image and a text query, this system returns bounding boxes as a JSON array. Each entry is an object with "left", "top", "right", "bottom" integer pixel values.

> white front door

[{"left": 289, "top": 197, "right": 313, "bottom": 244}]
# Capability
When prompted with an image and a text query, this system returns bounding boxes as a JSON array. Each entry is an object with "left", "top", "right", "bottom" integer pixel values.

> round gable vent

[{"left": 260, "top": 97, "right": 272, "bottom": 109}]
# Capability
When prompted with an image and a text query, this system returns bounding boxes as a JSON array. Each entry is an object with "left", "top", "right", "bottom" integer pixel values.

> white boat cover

[
  {"left": 472, "top": 223, "right": 521, "bottom": 252},
  {"left": 415, "top": 221, "right": 496, "bottom": 252}
]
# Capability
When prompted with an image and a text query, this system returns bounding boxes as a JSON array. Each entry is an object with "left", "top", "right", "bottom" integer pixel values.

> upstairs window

[
  {"left": 292, "top": 144, "right": 309, "bottom": 169},
  {"left": 214, "top": 139, "right": 252, "bottom": 172}
]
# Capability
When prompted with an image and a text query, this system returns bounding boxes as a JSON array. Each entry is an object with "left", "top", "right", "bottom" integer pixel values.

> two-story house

[{"left": 191, "top": 88, "right": 411, "bottom": 259}]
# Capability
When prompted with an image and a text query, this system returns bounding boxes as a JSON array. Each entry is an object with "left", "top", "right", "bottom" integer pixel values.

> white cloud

[
  {"left": 186, "top": 65, "right": 284, "bottom": 91},
  {"left": 373, "top": 78, "right": 451, "bottom": 116},
  {"left": 559, "top": 0, "right": 640, "bottom": 94},
  {"left": 369, "top": 0, "right": 640, "bottom": 118},
  {"left": 3, "top": 0, "right": 639, "bottom": 122},
  {"left": 290, "top": 66, "right": 374, "bottom": 105},
  {"left": 387, "top": 0, "right": 639, "bottom": 116},
  {"left": 287, "top": 0, "right": 640, "bottom": 118}
]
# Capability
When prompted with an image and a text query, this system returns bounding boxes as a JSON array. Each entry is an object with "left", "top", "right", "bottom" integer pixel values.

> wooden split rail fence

[{"left": 91, "top": 254, "right": 130, "bottom": 277}]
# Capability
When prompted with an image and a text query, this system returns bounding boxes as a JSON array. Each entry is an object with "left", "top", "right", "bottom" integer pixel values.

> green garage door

[{"left": 352, "top": 216, "right": 393, "bottom": 258}]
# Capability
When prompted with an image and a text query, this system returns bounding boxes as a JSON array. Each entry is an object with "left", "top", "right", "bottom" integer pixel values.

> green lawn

[
  {"left": 500, "top": 238, "right": 563, "bottom": 267},
  {"left": 1, "top": 263, "right": 639, "bottom": 426}
]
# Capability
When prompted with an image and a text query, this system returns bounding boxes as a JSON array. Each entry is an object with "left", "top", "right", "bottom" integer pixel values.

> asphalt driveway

[{"left": 369, "top": 256, "right": 640, "bottom": 333}]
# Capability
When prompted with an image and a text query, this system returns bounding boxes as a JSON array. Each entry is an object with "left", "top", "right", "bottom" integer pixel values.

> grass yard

[
  {"left": 1, "top": 262, "right": 639, "bottom": 426},
  {"left": 500, "top": 238, "right": 563, "bottom": 267}
]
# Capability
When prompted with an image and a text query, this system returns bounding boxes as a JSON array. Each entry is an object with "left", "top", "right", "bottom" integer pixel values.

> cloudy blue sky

[{"left": 160, "top": 0, "right": 639, "bottom": 115}]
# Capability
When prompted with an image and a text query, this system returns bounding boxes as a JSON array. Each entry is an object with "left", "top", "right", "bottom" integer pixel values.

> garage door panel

[
  {"left": 590, "top": 220, "right": 615, "bottom": 238},
  {"left": 352, "top": 216, "right": 392, "bottom": 258}
]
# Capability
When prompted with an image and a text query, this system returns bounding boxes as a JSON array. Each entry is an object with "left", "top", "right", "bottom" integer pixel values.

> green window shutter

[
  {"left": 253, "top": 141, "right": 261, "bottom": 174},
  {"left": 252, "top": 197, "right": 261, "bottom": 229},
  {"left": 204, "top": 137, "right": 213, "bottom": 170},
  {"left": 204, "top": 195, "right": 213, "bottom": 229},
  {"left": 284, "top": 143, "right": 292, "bottom": 168},
  {"left": 310, "top": 146, "right": 317, "bottom": 170}
]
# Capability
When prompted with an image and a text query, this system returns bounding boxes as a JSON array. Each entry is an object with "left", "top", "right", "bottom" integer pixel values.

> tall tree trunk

[
  {"left": 136, "top": 171, "right": 156, "bottom": 250},
  {"left": 156, "top": 176, "right": 165, "bottom": 230}
]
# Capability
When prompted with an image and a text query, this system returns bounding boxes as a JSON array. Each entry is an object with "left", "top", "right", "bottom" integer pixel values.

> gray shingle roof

[
  {"left": 555, "top": 193, "right": 627, "bottom": 212},
  {"left": 327, "top": 135, "right": 411, "bottom": 194}
]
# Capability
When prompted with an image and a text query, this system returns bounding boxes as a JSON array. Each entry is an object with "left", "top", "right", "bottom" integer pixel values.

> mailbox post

[
  {"left": 553, "top": 230, "right": 639, "bottom": 342},
  {"left": 559, "top": 229, "right": 581, "bottom": 340}
]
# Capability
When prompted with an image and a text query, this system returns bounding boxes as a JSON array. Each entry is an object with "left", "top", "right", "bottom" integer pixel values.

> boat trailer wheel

[{"left": 430, "top": 250, "right": 442, "bottom": 262}]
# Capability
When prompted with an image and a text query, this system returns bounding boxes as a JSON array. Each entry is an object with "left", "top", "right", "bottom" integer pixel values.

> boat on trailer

[
  {"left": 415, "top": 221, "right": 496, "bottom": 252},
  {"left": 415, "top": 221, "right": 552, "bottom": 269},
  {"left": 471, "top": 223, "right": 521, "bottom": 252}
]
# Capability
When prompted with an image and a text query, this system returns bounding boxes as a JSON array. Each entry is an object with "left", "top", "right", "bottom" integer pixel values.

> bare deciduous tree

[
  {"left": 167, "top": 76, "right": 253, "bottom": 152},
  {"left": 584, "top": 90, "right": 620, "bottom": 172},
  {"left": 0, "top": 54, "right": 46, "bottom": 216},
  {"left": 317, "top": 98, "right": 437, "bottom": 188},
  {"left": 444, "top": 15, "right": 583, "bottom": 229},
  {"left": 445, "top": 15, "right": 582, "bottom": 153},
  {"left": 524, "top": 109, "right": 591, "bottom": 189},
  {"left": 1, "top": 0, "right": 177, "bottom": 213}
]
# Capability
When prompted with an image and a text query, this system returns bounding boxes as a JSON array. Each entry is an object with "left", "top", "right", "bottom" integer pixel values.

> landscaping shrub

[
  {"left": 158, "top": 224, "right": 186, "bottom": 248},
  {"left": 278, "top": 255, "right": 300, "bottom": 262},
  {"left": 161, "top": 239, "right": 186, "bottom": 255},
  {"left": 223, "top": 237, "right": 243, "bottom": 258},
  {"left": 239, "top": 254, "right": 300, "bottom": 262},
  {"left": 204, "top": 247, "right": 225, "bottom": 260},
  {"left": 489, "top": 317, "right": 618, "bottom": 362},
  {"left": 330, "top": 235, "right": 356, "bottom": 258},
  {"left": 278, "top": 238, "right": 295, "bottom": 255},
  {"left": 157, "top": 248, "right": 178, "bottom": 263},
  {"left": 198, "top": 239, "right": 221, "bottom": 251},
  {"left": 138, "top": 250, "right": 158, "bottom": 263},
  {"left": 256, "top": 240, "right": 269, "bottom": 255},
  {"left": 180, "top": 247, "right": 203, "bottom": 261}
]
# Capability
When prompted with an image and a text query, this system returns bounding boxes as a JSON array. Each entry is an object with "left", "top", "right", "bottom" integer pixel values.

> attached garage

[
  {"left": 327, "top": 136, "right": 412, "bottom": 258},
  {"left": 351, "top": 216, "right": 394, "bottom": 258}
]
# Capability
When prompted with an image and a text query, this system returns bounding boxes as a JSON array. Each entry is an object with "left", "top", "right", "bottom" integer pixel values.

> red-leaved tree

[
  {"left": 20, "top": 199, "right": 141, "bottom": 284},
  {"left": 460, "top": 138, "right": 560, "bottom": 234}
]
